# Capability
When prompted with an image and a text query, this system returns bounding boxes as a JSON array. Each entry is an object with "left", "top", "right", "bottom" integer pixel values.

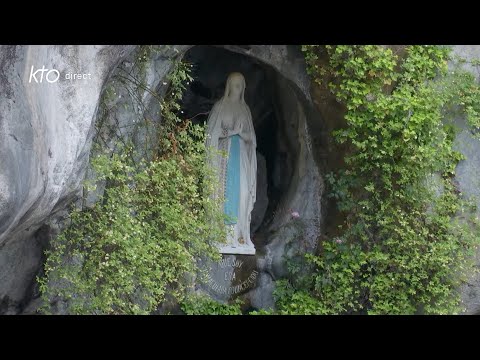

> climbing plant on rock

[
  {"left": 273, "top": 45, "right": 480, "bottom": 315},
  {"left": 39, "top": 50, "right": 226, "bottom": 315}
]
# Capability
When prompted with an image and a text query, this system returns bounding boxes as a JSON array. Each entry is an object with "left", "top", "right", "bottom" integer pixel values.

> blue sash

[{"left": 224, "top": 134, "right": 240, "bottom": 225}]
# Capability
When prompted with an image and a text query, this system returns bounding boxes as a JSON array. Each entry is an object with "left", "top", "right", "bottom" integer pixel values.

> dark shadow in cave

[{"left": 179, "top": 45, "right": 299, "bottom": 249}]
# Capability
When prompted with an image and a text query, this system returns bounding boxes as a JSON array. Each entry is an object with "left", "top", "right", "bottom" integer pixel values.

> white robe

[{"left": 205, "top": 96, "right": 257, "bottom": 255}]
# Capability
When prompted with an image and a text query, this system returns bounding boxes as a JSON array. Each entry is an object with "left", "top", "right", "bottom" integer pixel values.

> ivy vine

[{"left": 274, "top": 45, "right": 480, "bottom": 315}]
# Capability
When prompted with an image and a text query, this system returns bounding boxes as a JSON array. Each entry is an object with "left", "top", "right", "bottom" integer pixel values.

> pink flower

[
  {"left": 291, "top": 211, "right": 300, "bottom": 219},
  {"left": 335, "top": 238, "right": 344, "bottom": 244}
]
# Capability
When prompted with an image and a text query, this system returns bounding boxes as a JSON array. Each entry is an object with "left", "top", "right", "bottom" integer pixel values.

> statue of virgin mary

[{"left": 205, "top": 72, "right": 257, "bottom": 255}]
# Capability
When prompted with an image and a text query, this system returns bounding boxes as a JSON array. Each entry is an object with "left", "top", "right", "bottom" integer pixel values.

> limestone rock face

[
  {"left": 0, "top": 45, "right": 134, "bottom": 313},
  {"left": 451, "top": 45, "right": 480, "bottom": 315}
]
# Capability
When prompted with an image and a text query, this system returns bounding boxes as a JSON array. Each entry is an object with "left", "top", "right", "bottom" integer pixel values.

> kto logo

[{"left": 29, "top": 66, "right": 60, "bottom": 83}]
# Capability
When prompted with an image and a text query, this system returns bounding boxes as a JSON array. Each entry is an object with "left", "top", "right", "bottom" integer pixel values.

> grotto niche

[
  {"left": 177, "top": 46, "right": 324, "bottom": 309},
  {"left": 0, "top": 45, "right": 324, "bottom": 314},
  {"left": 181, "top": 46, "right": 286, "bottom": 245}
]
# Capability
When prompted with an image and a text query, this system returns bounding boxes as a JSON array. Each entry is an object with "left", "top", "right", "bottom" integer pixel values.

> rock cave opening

[
  {"left": 0, "top": 44, "right": 327, "bottom": 314},
  {"left": 178, "top": 45, "right": 303, "bottom": 250}
]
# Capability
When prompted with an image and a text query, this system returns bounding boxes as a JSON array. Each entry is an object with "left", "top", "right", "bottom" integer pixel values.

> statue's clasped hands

[{"left": 221, "top": 122, "right": 252, "bottom": 143}]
